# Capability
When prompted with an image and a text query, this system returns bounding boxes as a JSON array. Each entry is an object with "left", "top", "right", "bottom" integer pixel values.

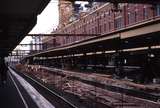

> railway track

[
  {"left": 43, "top": 67, "right": 160, "bottom": 102},
  {"left": 10, "top": 67, "right": 79, "bottom": 108},
  {"left": 13, "top": 65, "right": 160, "bottom": 108}
]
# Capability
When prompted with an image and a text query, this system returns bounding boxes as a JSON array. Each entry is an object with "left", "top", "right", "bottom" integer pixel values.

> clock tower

[{"left": 58, "top": 0, "right": 73, "bottom": 28}]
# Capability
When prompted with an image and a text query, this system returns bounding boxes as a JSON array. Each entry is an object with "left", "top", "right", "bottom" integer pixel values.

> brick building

[
  {"left": 41, "top": 0, "right": 73, "bottom": 50},
  {"left": 43, "top": 3, "right": 160, "bottom": 50},
  {"left": 25, "top": 3, "right": 160, "bottom": 84},
  {"left": 58, "top": 0, "right": 73, "bottom": 28}
]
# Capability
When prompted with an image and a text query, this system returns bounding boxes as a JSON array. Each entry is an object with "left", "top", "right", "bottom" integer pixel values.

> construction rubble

[{"left": 15, "top": 64, "right": 160, "bottom": 108}]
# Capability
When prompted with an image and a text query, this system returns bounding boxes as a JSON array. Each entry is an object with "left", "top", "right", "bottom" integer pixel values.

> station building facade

[{"left": 43, "top": 3, "right": 160, "bottom": 50}]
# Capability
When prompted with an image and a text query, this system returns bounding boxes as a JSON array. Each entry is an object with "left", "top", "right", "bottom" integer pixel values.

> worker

[{"left": 0, "top": 57, "right": 8, "bottom": 85}]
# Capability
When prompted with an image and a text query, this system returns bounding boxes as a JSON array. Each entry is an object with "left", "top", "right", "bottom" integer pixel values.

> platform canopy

[{"left": 0, "top": 0, "right": 50, "bottom": 56}]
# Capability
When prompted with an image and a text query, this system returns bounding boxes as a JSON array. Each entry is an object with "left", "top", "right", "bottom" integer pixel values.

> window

[
  {"left": 143, "top": 7, "right": 148, "bottom": 19},
  {"left": 95, "top": 26, "right": 98, "bottom": 33},
  {"left": 115, "top": 17, "right": 123, "bottom": 29},
  {"left": 156, "top": 5, "right": 160, "bottom": 16},
  {"left": 99, "top": 25, "right": 102, "bottom": 33},
  {"left": 104, "top": 23, "right": 106, "bottom": 32},
  {"left": 92, "top": 28, "right": 94, "bottom": 34},
  {"left": 128, "top": 12, "right": 136, "bottom": 24},
  {"left": 108, "top": 22, "right": 111, "bottom": 31}
]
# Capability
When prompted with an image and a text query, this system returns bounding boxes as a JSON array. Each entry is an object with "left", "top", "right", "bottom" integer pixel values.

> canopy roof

[{"left": 0, "top": 0, "right": 50, "bottom": 56}]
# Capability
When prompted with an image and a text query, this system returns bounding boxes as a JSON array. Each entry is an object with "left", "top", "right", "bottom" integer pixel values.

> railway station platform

[
  {"left": 0, "top": 67, "right": 55, "bottom": 108},
  {"left": 0, "top": 71, "right": 37, "bottom": 108},
  {"left": 2, "top": 65, "right": 160, "bottom": 108}
]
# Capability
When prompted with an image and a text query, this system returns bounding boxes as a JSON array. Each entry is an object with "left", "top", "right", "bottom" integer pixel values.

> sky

[
  {"left": 16, "top": 1, "right": 87, "bottom": 50},
  {"left": 16, "top": 0, "right": 59, "bottom": 50},
  {"left": 30, "top": 0, "right": 59, "bottom": 34}
]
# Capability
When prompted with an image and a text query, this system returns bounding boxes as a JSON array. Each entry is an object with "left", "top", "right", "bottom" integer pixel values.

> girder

[{"left": 67, "top": 0, "right": 160, "bottom": 4}]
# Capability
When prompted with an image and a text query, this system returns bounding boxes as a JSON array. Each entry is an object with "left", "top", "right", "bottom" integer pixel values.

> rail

[{"left": 9, "top": 66, "right": 78, "bottom": 108}]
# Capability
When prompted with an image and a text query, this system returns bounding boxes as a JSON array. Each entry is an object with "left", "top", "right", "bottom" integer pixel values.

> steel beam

[
  {"left": 27, "top": 33, "right": 100, "bottom": 37},
  {"left": 18, "top": 44, "right": 43, "bottom": 46},
  {"left": 10, "top": 55, "right": 27, "bottom": 56},
  {"left": 12, "top": 50, "right": 42, "bottom": 52},
  {"left": 66, "top": 0, "right": 160, "bottom": 4}
]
